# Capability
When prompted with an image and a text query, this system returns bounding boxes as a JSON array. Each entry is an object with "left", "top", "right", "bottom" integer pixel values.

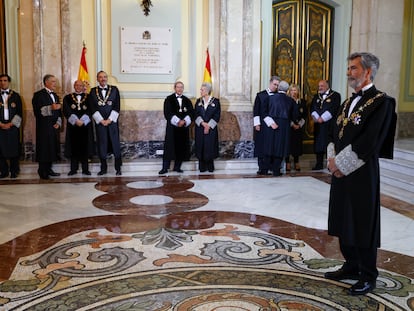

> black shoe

[
  {"left": 10, "top": 172, "right": 17, "bottom": 179},
  {"left": 39, "top": 174, "right": 50, "bottom": 180},
  {"left": 97, "top": 170, "right": 107, "bottom": 176},
  {"left": 174, "top": 168, "right": 183, "bottom": 173},
  {"left": 68, "top": 171, "right": 77, "bottom": 176},
  {"left": 48, "top": 170, "right": 60, "bottom": 176},
  {"left": 208, "top": 169, "right": 214, "bottom": 172},
  {"left": 82, "top": 171, "right": 91, "bottom": 175},
  {"left": 257, "top": 170, "right": 269, "bottom": 175},
  {"left": 0, "top": 173, "right": 9, "bottom": 178},
  {"left": 158, "top": 169, "right": 168, "bottom": 174},
  {"left": 324, "top": 269, "right": 360, "bottom": 281},
  {"left": 349, "top": 280, "right": 376, "bottom": 296},
  {"left": 116, "top": 170, "right": 122, "bottom": 176}
]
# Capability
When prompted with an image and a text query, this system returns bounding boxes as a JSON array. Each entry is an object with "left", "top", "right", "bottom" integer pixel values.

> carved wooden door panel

[{"left": 272, "top": 0, "right": 333, "bottom": 149}]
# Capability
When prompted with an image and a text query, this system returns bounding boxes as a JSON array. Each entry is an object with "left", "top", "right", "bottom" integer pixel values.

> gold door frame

[{"left": 272, "top": 0, "right": 333, "bottom": 151}]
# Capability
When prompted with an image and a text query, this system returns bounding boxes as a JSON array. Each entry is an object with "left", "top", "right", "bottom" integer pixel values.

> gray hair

[
  {"left": 348, "top": 52, "right": 380, "bottom": 81},
  {"left": 278, "top": 80, "right": 289, "bottom": 92},
  {"left": 201, "top": 82, "right": 212, "bottom": 94}
]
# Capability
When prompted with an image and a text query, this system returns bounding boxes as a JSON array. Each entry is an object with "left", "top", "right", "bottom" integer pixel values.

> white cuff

[
  {"left": 311, "top": 111, "right": 320, "bottom": 121},
  {"left": 264, "top": 116, "right": 275, "bottom": 127},
  {"left": 93, "top": 111, "right": 104, "bottom": 124},
  {"left": 80, "top": 114, "right": 91, "bottom": 125},
  {"left": 195, "top": 116, "right": 204, "bottom": 126},
  {"left": 321, "top": 111, "right": 332, "bottom": 122},
  {"left": 184, "top": 115, "right": 192, "bottom": 127},
  {"left": 40, "top": 105, "right": 52, "bottom": 117},
  {"left": 327, "top": 142, "right": 336, "bottom": 159},
  {"left": 11, "top": 115, "right": 22, "bottom": 128},
  {"left": 109, "top": 110, "right": 119, "bottom": 123},
  {"left": 170, "top": 115, "right": 180, "bottom": 126},
  {"left": 208, "top": 119, "right": 218, "bottom": 129},
  {"left": 253, "top": 116, "right": 260, "bottom": 126},
  {"left": 68, "top": 114, "right": 79, "bottom": 125},
  {"left": 335, "top": 144, "right": 365, "bottom": 176}
]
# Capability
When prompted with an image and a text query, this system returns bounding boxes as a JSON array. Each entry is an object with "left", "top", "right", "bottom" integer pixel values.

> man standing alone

[{"left": 325, "top": 52, "right": 397, "bottom": 295}]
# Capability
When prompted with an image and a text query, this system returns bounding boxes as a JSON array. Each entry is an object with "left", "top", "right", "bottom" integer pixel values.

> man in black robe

[
  {"left": 32, "top": 74, "right": 62, "bottom": 180},
  {"left": 0, "top": 74, "right": 23, "bottom": 178},
  {"left": 310, "top": 80, "right": 341, "bottom": 170},
  {"left": 89, "top": 71, "right": 122, "bottom": 176},
  {"left": 325, "top": 52, "right": 397, "bottom": 296},
  {"left": 253, "top": 76, "right": 280, "bottom": 175},
  {"left": 63, "top": 80, "right": 94, "bottom": 175},
  {"left": 262, "top": 80, "right": 296, "bottom": 176},
  {"left": 159, "top": 81, "right": 194, "bottom": 174}
]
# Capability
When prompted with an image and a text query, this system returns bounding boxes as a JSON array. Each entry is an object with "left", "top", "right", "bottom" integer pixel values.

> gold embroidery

[
  {"left": 70, "top": 93, "right": 88, "bottom": 110},
  {"left": 0, "top": 90, "right": 13, "bottom": 108},
  {"left": 95, "top": 86, "right": 112, "bottom": 106},
  {"left": 337, "top": 92, "right": 385, "bottom": 139}
]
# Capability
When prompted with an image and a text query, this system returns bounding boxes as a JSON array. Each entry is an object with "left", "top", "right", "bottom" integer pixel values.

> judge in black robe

[
  {"left": 326, "top": 52, "right": 397, "bottom": 296},
  {"left": 159, "top": 81, "right": 194, "bottom": 174},
  {"left": 32, "top": 74, "right": 62, "bottom": 179},
  {"left": 262, "top": 81, "right": 296, "bottom": 176},
  {"left": 63, "top": 80, "right": 94, "bottom": 175},
  {"left": 89, "top": 71, "right": 122, "bottom": 176},
  {"left": 0, "top": 74, "right": 23, "bottom": 178}
]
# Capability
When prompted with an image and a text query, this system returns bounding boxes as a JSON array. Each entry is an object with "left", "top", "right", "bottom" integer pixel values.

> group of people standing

[
  {"left": 253, "top": 76, "right": 306, "bottom": 176},
  {"left": 159, "top": 81, "right": 221, "bottom": 174},
  {"left": 32, "top": 71, "right": 122, "bottom": 180},
  {"left": 253, "top": 76, "right": 342, "bottom": 176}
]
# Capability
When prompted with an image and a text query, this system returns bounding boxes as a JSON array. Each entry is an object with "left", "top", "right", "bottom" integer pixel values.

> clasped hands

[
  {"left": 327, "top": 158, "right": 344, "bottom": 178},
  {"left": 100, "top": 119, "right": 112, "bottom": 126},
  {"left": 201, "top": 121, "right": 210, "bottom": 134}
]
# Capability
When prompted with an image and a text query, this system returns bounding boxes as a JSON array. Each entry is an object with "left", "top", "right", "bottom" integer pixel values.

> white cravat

[{"left": 1, "top": 90, "right": 9, "bottom": 120}]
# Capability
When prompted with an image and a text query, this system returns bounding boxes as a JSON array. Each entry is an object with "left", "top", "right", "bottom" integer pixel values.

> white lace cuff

[
  {"left": 335, "top": 144, "right": 365, "bottom": 176},
  {"left": 327, "top": 142, "right": 336, "bottom": 159}
]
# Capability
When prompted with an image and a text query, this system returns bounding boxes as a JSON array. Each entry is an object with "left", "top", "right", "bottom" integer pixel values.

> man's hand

[{"left": 51, "top": 103, "right": 61, "bottom": 110}]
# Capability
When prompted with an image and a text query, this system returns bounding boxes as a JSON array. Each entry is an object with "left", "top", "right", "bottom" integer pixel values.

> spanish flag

[
  {"left": 203, "top": 48, "right": 212, "bottom": 83},
  {"left": 77, "top": 45, "right": 90, "bottom": 92}
]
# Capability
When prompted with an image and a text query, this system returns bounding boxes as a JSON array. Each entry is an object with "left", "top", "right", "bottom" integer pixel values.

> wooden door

[{"left": 272, "top": 0, "right": 333, "bottom": 150}]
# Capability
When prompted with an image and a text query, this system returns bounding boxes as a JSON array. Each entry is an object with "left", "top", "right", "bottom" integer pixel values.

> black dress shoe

[
  {"left": 324, "top": 269, "right": 360, "bottom": 281},
  {"left": 158, "top": 169, "right": 168, "bottom": 174},
  {"left": 174, "top": 169, "right": 183, "bottom": 173},
  {"left": 97, "top": 170, "right": 107, "bottom": 176},
  {"left": 0, "top": 173, "right": 9, "bottom": 178},
  {"left": 10, "top": 172, "right": 17, "bottom": 179},
  {"left": 39, "top": 174, "right": 50, "bottom": 180},
  {"left": 68, "top": 171, "right": 77, "bottom": 176},
  {"left": 349, "top": 280, "right": 376, "bottom": 296},
  {"left": 82, "top": 171, "right": 91, "bottom": 175},
  {"left": 48, "top": 170, "right": 60, "bottom": 176},
  {"left": 116, "top": 170, "right": 122, "bottom": 176}
]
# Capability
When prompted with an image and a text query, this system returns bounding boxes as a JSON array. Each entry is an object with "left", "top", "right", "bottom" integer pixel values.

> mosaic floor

[{"left": 0, "top": 169, "right": 413, "bottom": 310}]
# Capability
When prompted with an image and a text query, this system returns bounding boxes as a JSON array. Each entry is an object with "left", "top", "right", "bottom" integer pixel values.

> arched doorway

[{"left": 272, "top": 0, "right": 334, "bottom": 151}]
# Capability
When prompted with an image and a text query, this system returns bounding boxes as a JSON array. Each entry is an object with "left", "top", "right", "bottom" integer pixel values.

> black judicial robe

[
  {"left": 311, "top": 90, "right": 341, "bottom": 153},
  {"left": 62, "top": 92, "right": 94, "bottom": 159},
  {"left": 194, "top": 97, "right": 221, "bottom": 161},
  {"left": 253, "top": 90, "right": 271, "bottom": 157},
  {"left": 328, "top": 86, "right": 397, "bottom": 248},
  {"left": 0, "top": 90, "right": 23, "bottom": 158},
  {"left": 162, "top": 93, "right": 194, "bottom": 161},
  {"left": 32, "top": 89, "right": 62, "bottom": 162},
  {"left": 263, "top": 92, "right": 296, "bottom": 158},
  {"left": 289, "top": 98, "right": 307, "bottom": 157},
  {"left": 89, "top": 85, "right": 121, "bottom": 159}
]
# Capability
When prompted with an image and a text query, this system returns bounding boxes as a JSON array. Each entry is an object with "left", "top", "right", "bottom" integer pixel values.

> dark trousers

[
  {"left": 162, "top": 159, "right": 182, "bottom": 171},
  {"left": 258, "top": 156, "right": 271, "bottom": 172},
  {"left": 199, "top": 159, "right": 214, "bottom": 172},
  {"left": 70, "top": 157, "right": 89, "bottom": 173},
  {"left": 271, "top": 157, "right": 283, "bottom": 176},
  {"left": 0, "top": 157, "right": 19, "bottom": 175},
  {"left": 339, "top": 239, "right": 378, "bottom": 282},
  {"left": 38, "top": 161, "right": 52, "bottom": 178},
  {"left": 315, "top": 153, "right": 325, "bottom": 167},
  {"left": 100, "top": 157, "right": 122, "bottom": 172}
]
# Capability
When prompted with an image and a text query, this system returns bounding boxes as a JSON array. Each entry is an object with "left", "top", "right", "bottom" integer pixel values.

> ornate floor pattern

[
  {"left": 1, "top": 222, "right": 413, "bottom": 310},
  {"left": 1, "top": 173, "right": 414, "bottom": 310}
]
